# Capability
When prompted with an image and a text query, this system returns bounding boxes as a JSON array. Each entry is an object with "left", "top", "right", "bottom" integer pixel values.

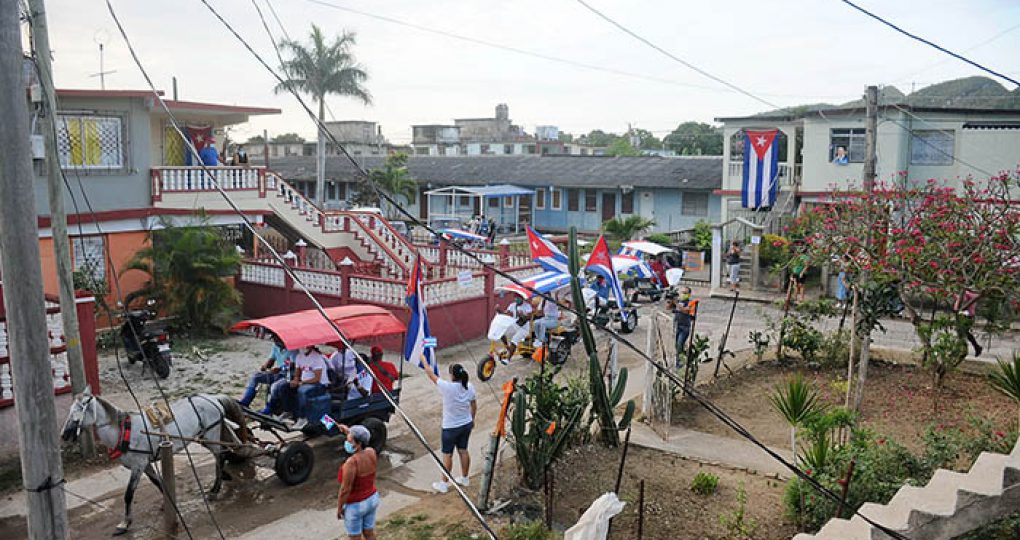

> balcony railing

[
  {"left": 726, "top": 162, "right": 801, "bottom": 186},
  {"left": 151, "top": 166, "right": 267, "bottom": 201}
]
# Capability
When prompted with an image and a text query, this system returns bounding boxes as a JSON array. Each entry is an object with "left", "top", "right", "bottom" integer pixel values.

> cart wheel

[
  {"left": 620, "top": 310, "right": 638, "bottom": 334},
  {"left": 362, "top": 417, "right": 387, "bottom": 454},
  {"left": 275, "top": 441, "right": 314, "bottom": 486},
  {"left": 631, "top": 291, "right": 640, "bottom": 304},
  {"left": 477, "top": 356, "right": 497, "bottom": 382},
  {"left": 552, "top": 340, "right": 571, "bottom": 366}
]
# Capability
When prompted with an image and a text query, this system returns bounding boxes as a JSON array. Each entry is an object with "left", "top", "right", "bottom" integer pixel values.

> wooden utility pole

[
  {"left": 852, "top": 85, "right": 879, "bottom": 411},
  {"left": 0, "top": 2, "right": 69, "bottom": 537},
  {"left": 28, "top": 0, "right": 94, "bottom": 456}
]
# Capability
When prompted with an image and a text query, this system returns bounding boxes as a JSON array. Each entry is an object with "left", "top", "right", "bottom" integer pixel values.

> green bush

[
  {"left": 690, "top": 471, "right": 720, "bottom": 495},
  {"left": 501, "top": 520, "right": 558, "bottom": 540},
  {"left": 781, "top": 318, "right": 823, "bottom": 363},
  {"left": 692, "top": 220, "right": 712, "bottom": 251},
  {"left": 644, "top": 233, "right": 673, "bottom": 246},
  {"left": 818, "top": 330, "right": 850, "bottom": 369},
  {"left": 759, "top": 234, "right": 791, "bottom": 270}
]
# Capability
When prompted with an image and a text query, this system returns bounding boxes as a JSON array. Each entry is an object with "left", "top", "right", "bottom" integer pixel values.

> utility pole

[
  {"left": 852, "top": 85, "right": 879, "bottom": 411},
  {"left": 0, "top": 2, "right": 69, "bottom": 537},
  {"left": 28, "top": 0, "right": 94, "bottom": 456}
]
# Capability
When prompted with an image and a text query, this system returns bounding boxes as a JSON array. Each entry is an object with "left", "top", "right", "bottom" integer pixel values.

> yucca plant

[
  {"left": 989, "top": 353, "right": 1020, "bottom": 432},
  {"left": 769, "top": 375, "right": 824, "bottom": 464}
]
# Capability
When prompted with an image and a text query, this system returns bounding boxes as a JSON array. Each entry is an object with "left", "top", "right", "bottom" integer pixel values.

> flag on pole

[
  {"left": 526, "top": 226, "right": 569, "bottom": 273},
  {"left": 585, "top": 235, "right": 627, "bottom": 309},
  {"left": 741, "top": 129, "right": 780, "bottom": 209},
  {"left": 404, "top": 253, "right": 438, "bottom": 376}
]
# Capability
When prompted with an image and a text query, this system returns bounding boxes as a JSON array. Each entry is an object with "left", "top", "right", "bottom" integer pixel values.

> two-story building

[
  {"left": 715, "top": 103, "right": 1020, "bottom": 224},
  {"left": 33, "top": 88, "right": 280, "bottom": 301}
]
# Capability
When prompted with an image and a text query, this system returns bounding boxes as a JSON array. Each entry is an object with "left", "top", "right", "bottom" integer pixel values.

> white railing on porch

[
  {"left": 153, "top": 166, "right": 265, "bottom": 192},
  {"left": 240, "top": 261, "right": 286, "bottom": 287},
  {"left": 726, "top": 162, "right": 800, "bottom": 186}
]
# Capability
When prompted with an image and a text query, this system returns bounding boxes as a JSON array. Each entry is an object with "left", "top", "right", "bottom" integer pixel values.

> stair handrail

[{"left": 335, "top": 213, "right": 410, "bottom": 278}]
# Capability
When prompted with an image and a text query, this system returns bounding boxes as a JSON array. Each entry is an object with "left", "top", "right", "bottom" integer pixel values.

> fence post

[
  {"left": 339, "top": 258, "right": 354, "bottom": 306},
  {"left": 484, "top": 266, "right": 495, "bottom": 316},
  {"left": 74, "top": 292, "right": 100, "bottom": 394},
  {"left": 160, "top": 439, "right": 177, "bottom": 536},
  {"left": 498, "top": 239, "right": 510, "bottom": 269}
]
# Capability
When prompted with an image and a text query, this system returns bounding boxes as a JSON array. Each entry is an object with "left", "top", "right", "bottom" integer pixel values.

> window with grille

[
  {"left": 682, "top": 192, "right": 709, "bottom": 216},
  {"left": 621, "top": 191, "right": 634, "bottom": 214},
  {"left": 504, "top": 144, "right": 514, "bottom": 154},
  {"left": 535, "top": 188, "right": 546, "bottom": 209},
  {"left": 584, "top": 190, "right": 597, "bottom": 212},
  {"left": 829, "top": 128, "right": 866, "bottom": 163},
  {"left": 72, "top": 236, "right": 106, "bottom": 281},
  {"left": 567, "top": 189, "right": 579, "bottom": 211},
  {"left": 56, "top": 114, "right": 124, "bottom": 170},
  {"left": 910, "top": 130, "right": 954, "bottom": 165},
  {"left": 551, "top": 189, "right": 562, "bottom": 210}
]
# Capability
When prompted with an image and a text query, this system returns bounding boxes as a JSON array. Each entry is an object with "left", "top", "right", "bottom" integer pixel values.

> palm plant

[
  {"left": 989, "top": 353, "right": 1020, "bottom": 432},
  {"left": 275, "top": 25, "right": 371, "bottom": 204},
  {"left": 367, "top": 152, "right": 416, "bottom": 216},
  {"left": 769, "top": 375, "right": 824, "bottom": 464},
  {"left": 122, "top": 216, "right": 242, "bottom": 333},
  {"left": 602, "top": 215, "right": 655, "bottom": 242}
]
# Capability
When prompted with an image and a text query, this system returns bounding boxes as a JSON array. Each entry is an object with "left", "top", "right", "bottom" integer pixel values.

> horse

[{"left": 61, "top": 387, "right": 248, "bottom": 535}]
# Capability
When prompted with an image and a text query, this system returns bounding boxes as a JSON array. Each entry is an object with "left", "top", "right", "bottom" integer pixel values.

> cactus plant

[
  {"left": 509, "top": 368, "right": 586, "bottom": 490},
  {"left": 568, "top": 227, "right": 635, "bottom": 448}
]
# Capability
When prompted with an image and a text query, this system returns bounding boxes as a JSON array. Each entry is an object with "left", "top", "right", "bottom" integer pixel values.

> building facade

[{"left": 715, "top": 104, "right": 1020, "bottom": 224}]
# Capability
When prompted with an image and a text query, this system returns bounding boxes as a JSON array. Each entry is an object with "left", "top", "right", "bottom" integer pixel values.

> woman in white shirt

[{"left": 425, "top": 363, "right": 476, "bottom": 493}]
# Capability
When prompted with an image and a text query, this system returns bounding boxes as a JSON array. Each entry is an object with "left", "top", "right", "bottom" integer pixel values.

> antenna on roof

[{"left": 89, "top": 30, "right": 116, "bottom": 89}]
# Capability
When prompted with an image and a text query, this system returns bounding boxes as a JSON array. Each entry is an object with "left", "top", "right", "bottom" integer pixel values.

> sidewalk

[{"left": 630, "top": 422, "right": 793, "bottom": 479}]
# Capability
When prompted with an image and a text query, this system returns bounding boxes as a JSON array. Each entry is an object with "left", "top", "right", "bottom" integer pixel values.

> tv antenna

[{"left": 89, "top": 30, "right": 116, "bottom": 89}]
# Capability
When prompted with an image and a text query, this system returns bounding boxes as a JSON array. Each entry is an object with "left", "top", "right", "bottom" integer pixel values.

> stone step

[{"left": 811, "top": 516, "right": 873, "bottom": 540}]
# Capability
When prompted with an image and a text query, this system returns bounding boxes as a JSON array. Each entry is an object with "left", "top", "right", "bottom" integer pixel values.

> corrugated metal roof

[{"left": 268, "top": 154, "right": 722, "bottom": 190}]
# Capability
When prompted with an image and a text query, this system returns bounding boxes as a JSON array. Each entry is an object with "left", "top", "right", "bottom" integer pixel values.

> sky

[{"left": 43, "top": 0, "right": 1020, "bottom": 145}]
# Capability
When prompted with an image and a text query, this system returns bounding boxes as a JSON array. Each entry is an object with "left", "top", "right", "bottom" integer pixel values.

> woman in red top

[{"left": 337, "top": 424, "right": 379, "bottom": 539}]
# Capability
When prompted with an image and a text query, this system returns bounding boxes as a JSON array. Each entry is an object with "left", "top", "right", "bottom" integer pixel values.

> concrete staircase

[{"left": 793, "top": 440, "right": 1020, "bottom": 540}]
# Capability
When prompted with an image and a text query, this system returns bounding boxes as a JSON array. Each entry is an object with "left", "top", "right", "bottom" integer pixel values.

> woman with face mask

[{"left": 336, "top": 424, "right": 379, "bottom": 539}]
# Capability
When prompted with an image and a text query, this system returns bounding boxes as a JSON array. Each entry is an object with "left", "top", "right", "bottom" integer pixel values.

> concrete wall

[{"left": 35, "top": 95, "right": 154, "bottom": 215}]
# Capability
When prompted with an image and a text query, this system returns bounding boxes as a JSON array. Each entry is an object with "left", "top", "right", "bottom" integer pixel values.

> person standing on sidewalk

[
  {"left": 726, "top": 241, "right": 742, "bottom": 292},
  {"left": 337, "top": 424, "right": 379, "bottom": 540},
  {"left": 425, "top": 363, "right": 476, "bottom": 493}
]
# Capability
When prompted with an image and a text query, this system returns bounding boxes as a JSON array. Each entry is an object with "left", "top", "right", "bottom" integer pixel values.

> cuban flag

[
  {"left": 497, "top": 270, "right": 573, "bottom": 300},
  {"left": 404, "top": 253, "right": 438, "bottom": 376},
  {"left": 614, "top": 249, "right": 654, "bottom": 279},
  {"left": 526, "top": 226, "right": 569, "bottom": 273},
  {"left": 585, "top": 235, "right": 627, "bottom": 309},
  {"left": 742, "top": 129, "right": 780, "bottom": 209}
]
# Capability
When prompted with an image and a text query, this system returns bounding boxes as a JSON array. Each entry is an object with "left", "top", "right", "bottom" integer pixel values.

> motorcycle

[
  {"left": 476, "top": 312, "right": 579, "bottom": 382},
  {"left": 583, "top": 288, "right": 639, "bottom": 334},
  {"left": 120, "top": 306, "right": 173, "bottom": 379}
]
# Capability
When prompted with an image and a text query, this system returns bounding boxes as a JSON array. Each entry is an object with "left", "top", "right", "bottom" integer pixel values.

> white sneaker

[
  {"left": 431, "top": 481, "right": 449, "bottom": 493},
  {"left": 455, "top": 476, "right": 470, "bottom": 487},
  {"left": 292, "top": 418, "right": 308, "bottom": 430}
]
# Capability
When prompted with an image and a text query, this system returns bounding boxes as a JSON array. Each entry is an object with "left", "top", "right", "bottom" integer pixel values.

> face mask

[
  {"left": 344, "top": 441, "right": 357, "bottom": 454},
  {"left": 680, "top": 293, "right": 691, "bottom": 300}
]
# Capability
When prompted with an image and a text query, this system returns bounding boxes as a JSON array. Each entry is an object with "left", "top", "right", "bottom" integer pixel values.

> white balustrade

[
  {"left": 349, "top": 277, "right": 404, "bottom": 306},
  {"left": 156, "top": 166, "right": 263, "bottom": 192},
  {"left": 240, "top": 263, "right": 286, "bottom": 287},
  {"left": 423, "top": 276, "right": 485, "bottom": 306},
  {"left": 0, "top": 362, "right": 12, "bottom": 401},
  {"left": 291, "top": 269, "right": 342, "bottom": 297},
  {"left": 51, "top": 349, "right": 70, "bottom": 390}
]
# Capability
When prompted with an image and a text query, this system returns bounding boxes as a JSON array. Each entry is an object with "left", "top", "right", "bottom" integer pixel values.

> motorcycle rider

[{"left": 498, "top": 295, "right": 532, "bottom": 358}]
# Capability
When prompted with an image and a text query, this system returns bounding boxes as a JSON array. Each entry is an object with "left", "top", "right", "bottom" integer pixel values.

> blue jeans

[
  {"left": 295, "top": 384, "right": 326, "bottom": 421},
  {"left": 675, "top": 325, "right": 691, "bottom": 368},
  {"left": 238, "top": 371, "right": 284, "bottom": 408},
  {"left": 266, "top": 379, "right": 294, "bottom": 415},
  {"left": 343, "top": 492, "right": 380, "bottom": 536},
  {"left": 534, "top": 315, "right": 559, "bottom": 343}
]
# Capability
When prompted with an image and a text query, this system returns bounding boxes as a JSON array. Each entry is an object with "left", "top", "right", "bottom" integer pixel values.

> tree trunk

[
  {"left": 853, "top": 330, "right": 871, "bottom": 412},
  {"left": 315, "top": 97, "right": 326, "bottom": 205},
  {"left": 845, "top": 290, "right": 858, "bottom": 408},
  {"left": 791, "top": 427, "right": 797, "bottom": 465}
]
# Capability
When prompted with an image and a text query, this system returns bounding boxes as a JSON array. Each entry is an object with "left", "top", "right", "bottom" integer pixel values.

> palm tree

[
  {"left": 989, "top": 354, "right": 1020, "bottom": 432},
  {"left": 275, "top": 25, "right": 371, "bottom": 205},
  {"left": 602, "top": 215, "right": 656, "bottom": 241},
  {"left": 769, "top": 375, "right": 823, "bottom": 464},
  {"left": 368, "top": 152, "right": 416, "bottom": 217}
]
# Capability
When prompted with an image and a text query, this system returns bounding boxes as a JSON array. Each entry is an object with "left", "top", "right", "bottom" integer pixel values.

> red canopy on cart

[{"left": 231, "top": 305, "right": 406, "bottom": 349}]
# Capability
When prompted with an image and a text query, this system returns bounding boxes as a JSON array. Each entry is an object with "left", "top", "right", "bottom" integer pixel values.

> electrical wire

[
  {"left": 21, "top": 16, "right": 204, "bottom": 537},
  {"left": 104, "top": 1, "right": 499, "bottom": 537},
  {"left": 884, "top": 103, "right": 998, "bottom": 178},
  {"left": 191, "top": 1, "right": 914, "bottom": 536},
  {"left": 840, "top": 0, "right": 1020, "bottom": 88},
  {"left": 570, "top": 0, "right": 783, "bottom": 111}
]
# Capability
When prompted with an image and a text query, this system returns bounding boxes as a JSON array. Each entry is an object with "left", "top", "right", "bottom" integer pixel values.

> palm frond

[{"left": 989, "top": 354, "right": 1020, "bottom": 404}]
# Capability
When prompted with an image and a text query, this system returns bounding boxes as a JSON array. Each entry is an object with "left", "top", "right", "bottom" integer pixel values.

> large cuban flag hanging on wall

[{"left": 741, "top": 129, "right": 780, "bottom": 209}]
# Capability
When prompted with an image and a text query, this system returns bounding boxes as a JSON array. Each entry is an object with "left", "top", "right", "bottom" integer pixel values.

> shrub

[
  {"left": 719, "top": 482, "right": 757, "bottom": 539},
  {"left": 748, "top": 330, "right": 770, "bottom": 363},
  {"left": 818, "top": 330, "right": 850, "bottom": 369},
  {"left": 644, "top": 233, "right": 672, "bottom": 246},
  {"left": 690, "top": 471, "right": 719, "bottom": 495},
  {"left": 692, "top": 220, "right": 712, "bottom": 251},
  {"left": 501, "top": 520, "right": 558, "bottom": 540},
  {"left": 782, "top": 319, "right": 823, "bottom": 363},
  {"left": 759, "top": 234, "right": 791, "bottom": 270},
  {"left": 916, "top": 313, "right": 968, "bottom": 390},
  {"left": 510, "top": 369, "right": 589, "bottom": 490}
]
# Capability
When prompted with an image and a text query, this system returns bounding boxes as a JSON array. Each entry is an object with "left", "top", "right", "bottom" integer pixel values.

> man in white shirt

[
  {"left": 346, "top": 364, "right": 373, "bottom": 401},
  {"left": 533, "top": 296, "right": 560, "bottom": 346},
  {"left": 327, "top": 343, "right": 359, "bottom": 386},
  {"left": 500, "top": 295, "right": 533, "bottom": 357},
  {"left": 289, "top": 346, "right": 330, "bottom": 429}
]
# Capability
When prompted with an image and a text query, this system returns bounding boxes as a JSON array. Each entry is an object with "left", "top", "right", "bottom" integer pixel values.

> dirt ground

[
  {"left": 550, "top": 444, "right": 797, "bottom": 540},
  {"left": 673, "top": 360, "right": 1016, "bottom": 452}
]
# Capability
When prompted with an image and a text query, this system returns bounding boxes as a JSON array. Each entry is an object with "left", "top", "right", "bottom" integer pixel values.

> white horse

[{"left": 61, "top": 387, "right": 248, "bottom": 535}]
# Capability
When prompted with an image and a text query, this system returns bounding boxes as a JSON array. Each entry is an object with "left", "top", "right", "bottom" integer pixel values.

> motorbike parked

[{"left": 120, "top": 306, "right": 173, "bottom": 378}]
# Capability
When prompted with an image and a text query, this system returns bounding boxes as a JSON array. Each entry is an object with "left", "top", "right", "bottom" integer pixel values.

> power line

[
  {"left": 891, "top": 21, "right": 1020, "bottom": 85},
  {"left": 883, "top": 105, "right": 998, "bottom": 179},
  {"left": 840, "top": 0, "right": 1020, "bottom": 88},
  {"left": 570, "top": 0, "right": 783, "bottom": 111},
  {"left": 191, "top": 1, "right": 913, "bottom": 536},
  {"left": 105, "top": 2, "right": 499, "bottom": 537}
]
